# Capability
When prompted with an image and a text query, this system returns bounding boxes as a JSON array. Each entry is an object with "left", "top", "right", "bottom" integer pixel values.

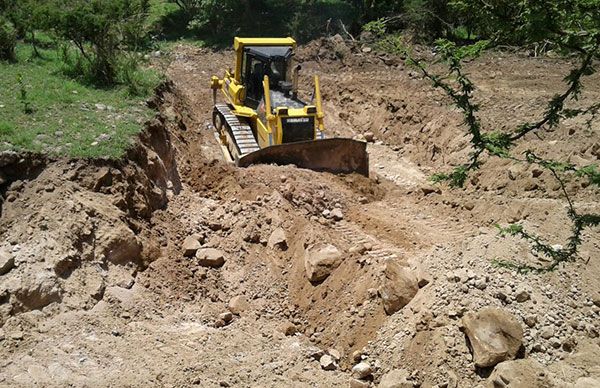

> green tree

[
  {"left": 0, "top": 15, "right": 16, "bottom": 61},
  {"left": 6, "top": 0, "right": 54, "bottom": 57},
  {"left": 51, "top": 0, "right": 150, "bottom": 85}
]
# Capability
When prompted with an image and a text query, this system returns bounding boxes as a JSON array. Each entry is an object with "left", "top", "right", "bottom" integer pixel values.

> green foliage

[
  {"left": 51, "top": 0, "right": 151, "bottom": 86},
  {"left": 16, "top": 73, "right": 33, "bottom": 114},
  {"left": 4, "top": 0, "right": 55, "bottom": 58},
  {"left": 118, "top": 54, "right": 163, "bottom": 97},
  {"left": 403, "top": 0, "right": 452, "bottom": 41},
  {"left": 0, "top": 15, "right": 16, "bottom": 61},
  {"left": 185, "top": 0, "right": 357, "bottom": 44},
  {"left": 576, "top": 165, "right": 600, "bottom": 186},
  {"left": 0, "top": 44, "right": 154, "bottom": 158},
  {"left": 405, "top": 6, "right": 600, "bottom": 272},
  {"left": 346, "top": 0, "right": 403, "bottom": 25},
  {"left": 376, "top": 34, "right": 409, "bottom": 55},
  {"left": 448, "top": 0, "right": 600, "bottom": 47},
  {"left": 431, "top": 165, "right": 469, "bottom": 187},
  {"left": 363, "top": 18, "right": 387, "bottom": 37}
]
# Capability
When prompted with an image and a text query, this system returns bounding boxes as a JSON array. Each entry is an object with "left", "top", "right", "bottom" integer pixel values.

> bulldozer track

[
  {"left": 304, "top": 69, "right": 406, "bottom": 82},
  {"left": 214, "top": 103, "right": 260, "bottom": 157},
  {"left": 332, "top": 220, "right": 404, "bottom": 263}
]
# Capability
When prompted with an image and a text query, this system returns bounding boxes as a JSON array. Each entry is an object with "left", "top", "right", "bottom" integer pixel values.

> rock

[
  {"left": 514, "top": 289, "right": 530, "bottom": 303},
  {"left": 304, "top": 243, "right": 343, "bottom": 283},
  {"left": 461, "top": 308, "right": 524, "bottom": 368},
  {"left": 364, "top": 132, "right": 375, "bottom": 142},
  {"left": 228, "top": 295, "right": 249, "bottom": 315},
  {"left": 486, "top": 359, "right": 549, "bottom": 388},
  {"left": 219, "top": 312, "right": 233, "bottom": 323},
  {"left": 195, "top": 267, "right": 207, "bottom": 280},
  {"left": 0, "top": 249, "right": 15, "bottom": 275},
  {"left": 95, "top": 133, "right": 111, "bottom": 143},
  {"left": 95, "top": 103, "right": 107, "bottom": 111},
  {"left": 352, "top": 362, "right": 373, "bottom": 379},
  {"left": 378, "top": 369, "right": 412, "bottom": 388},
  {"left": 351, "top": 350, "right": 363, "bottom": 363},
  {"left": 539, "top": 327, "right": 554, "bottom": 339},
  {"left": 328, "top": 348, "right": 341, "bottom": 361},
  {"left": 320, "top": 354, "right": 337, "bottom": 371},
  {"left": 329, "top": 34, "right": 351, "bottom": 59},
  {"left": 101, "top": 225, "right": 142, "bottom": 265},
  {"left": 331, "top": 208, "right": 344, "bottom": 221},
  {"left": 591, "top": 292, "right": 600, "bottom": 307},
  {"left": 349, "top": 245, "right": 367, "bottom": 255},
  {"left": 195, "top": 248, "right": 225, "bottom": 268},
  {"left": 267, "top": 227, "right": 287, "bottom": 250},
  {"left": 350, "top": 378, "right": 370, "bottom": 388},
  {"left": 421, "top": 185, "right": 441, "bottom": 195},
  {"left": 362, "top": 46, "right": 373, "bottom": 53},
  {"left": 182, "top": 236, "right": 202, "bottom": 257},
  {"left": 562, "top": 337, "right": 577, "bottom": 352},
  {"left": 379, "top": 261, "right": 418, "bottom": 315},
  {"left": 523, "top": 315, "right": 537, "bottom": 328},
  {"left": 474, "top": 278, "right": 487, "bottom": 290},
  {"left": 278, "top": 321, "right": 297, "bottom": 336},
  {"left": 13, "top": 272, "right": 62, "bottom": 311},
  {"left": 531, "top": 168, "right": 543, "bottom": 178},
  {"left": 10, "top": 331, "right": 24, "bottom": 340},
  {"left": 308, "top": 347, "right": 324, "bottom": 360}
]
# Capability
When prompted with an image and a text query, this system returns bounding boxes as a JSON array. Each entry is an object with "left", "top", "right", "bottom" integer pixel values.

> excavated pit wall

[{"left": 0, "top": 87, "right": 181, "bottom": 326}]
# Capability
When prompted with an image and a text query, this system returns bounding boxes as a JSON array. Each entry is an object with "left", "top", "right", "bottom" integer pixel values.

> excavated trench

[
  {"left": 0, "top": 79, "right": 408, "bottom": 370},
  {"left": 146, "top": 81, "right": 417, "bottom": 367}
]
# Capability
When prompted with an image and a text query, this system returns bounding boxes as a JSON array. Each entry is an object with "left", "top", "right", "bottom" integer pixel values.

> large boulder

[
  {"left": 196, "top": 248, "right": 225, "bottom": 268},
  {"left": 100, "top": 225, "right": 142, "bottom": 265},
  {"left": 461, "top": 308, "right": 524, "bottom": 368},
  {"left": 352, "top": 362, "right": 373, "bottom": 379},
  {"left": 228, "top": 295, "right": 249, "bottom": 315},
  {"left": 304, "top": 243, "right": 343, "bottom": 283},
  {"left": 378, "top": 369, "right": 413, "bottom": 388},
  {"left": 182, "top": 235, "right": 201, "bottom": 257},
  {"left": 379, "top": 261, "right": 418, "bottom": 315},
  {"left": 487, "top": 359, "right": 549, "bottom": 388},
  {"left": 13, "top": 272, "right": 62, "bottom": 311}
]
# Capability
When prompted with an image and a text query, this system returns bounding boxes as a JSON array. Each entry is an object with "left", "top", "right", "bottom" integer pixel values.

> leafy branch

[{"left": 406, "top": 38, "right": 600, "bottom": 272}]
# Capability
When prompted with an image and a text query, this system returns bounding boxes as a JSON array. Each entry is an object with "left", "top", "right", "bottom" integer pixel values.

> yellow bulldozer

[{"left": 210, "top": 37, "right": 369, "bottom": 176}]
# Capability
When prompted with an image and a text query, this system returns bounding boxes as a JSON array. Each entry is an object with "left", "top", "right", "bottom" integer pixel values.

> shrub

[
  {"left": 0, "top": 16, "right": 16, "bottom": 61},
  {"left": 51, "top": 0, "right": 151, "bottom": 86},
  {"left": 118, "top": 54, "right": 162, "bottom": 96}
]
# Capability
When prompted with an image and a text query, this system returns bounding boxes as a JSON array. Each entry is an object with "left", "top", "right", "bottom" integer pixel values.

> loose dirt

[{"left": 0, "top": 38, "right": 599, "bottom": 387}]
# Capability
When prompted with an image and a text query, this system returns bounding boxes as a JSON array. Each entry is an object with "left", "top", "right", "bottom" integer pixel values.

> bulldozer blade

[{"left": 237, "top": 138, "right": 369, "bottom": 176}]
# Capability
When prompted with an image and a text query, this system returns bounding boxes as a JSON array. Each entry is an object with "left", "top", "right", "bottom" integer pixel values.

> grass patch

[{"left": 0, "top": 44, "right": 155, "bottom": 159}]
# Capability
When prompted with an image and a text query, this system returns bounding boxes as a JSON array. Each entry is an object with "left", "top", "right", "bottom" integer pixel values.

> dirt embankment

[
  {"left": 0, "top": 96, "right": 181, "bottom": 326},
  {"left": 0, "top": 39, "right": 599, "bottom": 388}
]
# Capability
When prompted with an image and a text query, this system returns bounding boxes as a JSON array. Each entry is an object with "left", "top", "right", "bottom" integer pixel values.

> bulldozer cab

[{"left": 241, "top": 45, "right": 293, "bottom": 108}]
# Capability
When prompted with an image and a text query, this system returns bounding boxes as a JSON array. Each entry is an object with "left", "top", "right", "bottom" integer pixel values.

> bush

[
  {"left": 51, "top": 0, "right": 151, "bottom": 86},
  {"left": 0, "top": 16, "right": 16, "bottom": 61},
  {"left": 117, "top": 54, "right": 162, "bottom": 97}
]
